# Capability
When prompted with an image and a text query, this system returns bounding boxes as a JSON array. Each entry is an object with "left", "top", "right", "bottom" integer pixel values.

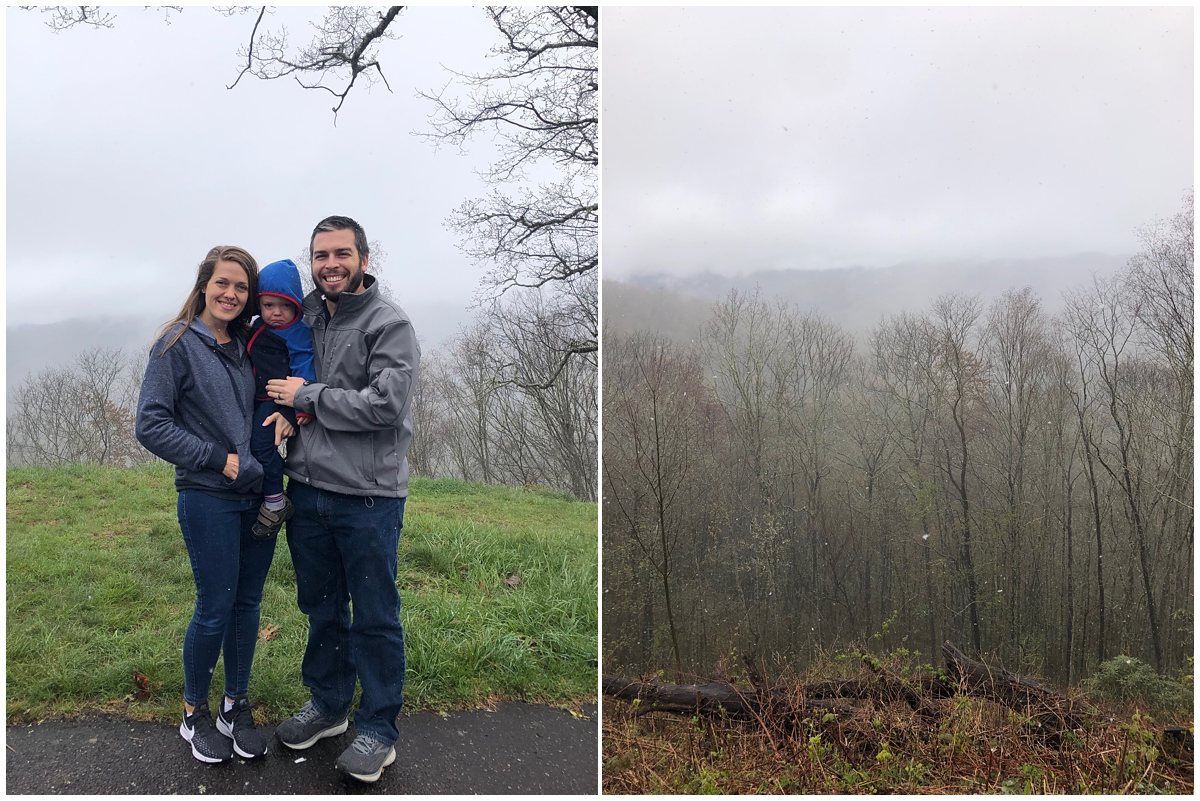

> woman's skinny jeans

[{"left": 178, "top": 489, "right": 277, "bottom": 705}]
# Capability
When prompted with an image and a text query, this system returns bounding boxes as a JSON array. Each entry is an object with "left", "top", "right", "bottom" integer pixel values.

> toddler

[{"left": 247, "top": 258, "right": 315, "bottom": 538}]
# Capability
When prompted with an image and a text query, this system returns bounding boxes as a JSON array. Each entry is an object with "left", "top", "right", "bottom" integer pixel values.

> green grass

[{"left": 6, "top": 464, "right": 597, "bottom": 723}]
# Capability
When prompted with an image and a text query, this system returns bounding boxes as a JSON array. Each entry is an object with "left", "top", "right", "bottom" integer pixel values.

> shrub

[{"left": 1087, "top": 655, "right": 1192, "bottom": 712}]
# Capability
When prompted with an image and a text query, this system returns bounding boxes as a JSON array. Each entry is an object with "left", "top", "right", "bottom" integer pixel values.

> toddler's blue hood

[{"left": 257, "top": 259, "right": 306, "bottom": 313}]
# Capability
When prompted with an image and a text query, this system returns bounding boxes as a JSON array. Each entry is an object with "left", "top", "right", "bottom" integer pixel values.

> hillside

[{"left": 606, "top": 253, "right": 1128, "bottom": 342}]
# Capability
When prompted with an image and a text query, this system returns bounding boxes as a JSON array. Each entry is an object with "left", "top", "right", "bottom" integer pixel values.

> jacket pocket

[
  {"left": 362, "top": 433, "right": 375, "bottom": 484},
  {"left": 228, "top": 440, "right": 264, "bottom": 493},
  {"left": 373, "top": 428, "right": 398, "bottom": 488}
]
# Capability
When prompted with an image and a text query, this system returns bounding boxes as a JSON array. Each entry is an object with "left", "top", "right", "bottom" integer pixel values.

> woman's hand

[
  {"left": 264, "top": 412, "right": 296, "bottom": 446},
  {"left": 223, "top": 454, "right": 239, "bottom": 480}
]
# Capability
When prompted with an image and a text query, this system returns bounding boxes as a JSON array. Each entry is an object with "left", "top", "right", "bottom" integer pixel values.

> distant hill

[
  {"left": 6, "top": 316, "right": 162, "bottom": 390},
  {"left": 6, "top": 300, "right": 475, "bottom": 397},
  {"left": 607, "top": 253, "right": 1129, "bottom": 343}
]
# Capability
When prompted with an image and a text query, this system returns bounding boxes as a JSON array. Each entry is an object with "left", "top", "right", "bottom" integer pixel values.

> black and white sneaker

[
  {"left": 180, "top": 702, "right": 234, "bottom": 763},
  {"left": 216, "top": 695, "right": 268, "bottom": 758}
]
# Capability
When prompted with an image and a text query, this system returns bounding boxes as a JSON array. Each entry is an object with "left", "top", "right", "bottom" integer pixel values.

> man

[{"left": 265, "top": 215, "right": 419, "bottom": 783}]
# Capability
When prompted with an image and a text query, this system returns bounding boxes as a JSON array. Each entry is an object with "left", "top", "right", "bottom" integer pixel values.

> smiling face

[
  {"left": 198, "top": 259, "right": 251, "bottom": 334},
  {"left": 259, "top": 295, "right": 298, "bottom": 328},
  {"left": 311, "top": 228, "right": 368, "bottom": 300}
]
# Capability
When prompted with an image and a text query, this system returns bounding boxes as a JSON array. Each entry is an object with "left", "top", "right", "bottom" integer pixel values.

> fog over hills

[
  {"left": 604, "top": 252, "right": 1129, "bottom": 344},
  {"left": 6, "top": 300, "right": 471, "bottom": 396}
]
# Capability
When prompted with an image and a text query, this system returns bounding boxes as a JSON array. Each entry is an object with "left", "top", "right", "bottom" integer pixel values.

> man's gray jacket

[{"left": 284, "top": 274, "right": 420, "bottom": 498}]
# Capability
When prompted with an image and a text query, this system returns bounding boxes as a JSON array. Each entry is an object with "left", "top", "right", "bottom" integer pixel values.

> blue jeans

[
  {"left": 285, "top": 481, "right": 406, "bottom": 745},
  {"left": 251, "top": 399, "right": 285, "bottom": 498},
  {"left": 177, "top": 490, "right": 277, "bottom": 705}
]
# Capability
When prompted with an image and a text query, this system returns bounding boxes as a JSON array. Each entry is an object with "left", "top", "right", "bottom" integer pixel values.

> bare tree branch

[
  {"left": 233, "top": 6, "right": 404, "bottom": 120},
  {"left": 226, "top": 6, "right": 266, "bottom": 90}
]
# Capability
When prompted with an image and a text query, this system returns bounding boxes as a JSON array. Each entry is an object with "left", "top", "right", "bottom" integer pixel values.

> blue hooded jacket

[
  {"left": 247, "top": 259, "right": 317, "bottom": 423},
  {"left": 136, "top": 319, "right": 264, "bottom": 498}
]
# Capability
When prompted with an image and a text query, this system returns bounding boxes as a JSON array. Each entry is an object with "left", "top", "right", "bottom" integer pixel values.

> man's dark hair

[{"left": 310, "top": 215, "right": 370, "bottom": 260}]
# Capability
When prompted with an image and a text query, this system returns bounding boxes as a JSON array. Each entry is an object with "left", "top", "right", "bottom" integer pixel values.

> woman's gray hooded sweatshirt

[{"left": 136, "top": 319, "right": 264, "bottom": 498}]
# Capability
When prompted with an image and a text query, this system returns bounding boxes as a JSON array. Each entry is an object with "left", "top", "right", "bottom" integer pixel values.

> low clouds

[
  {"left": 7, "top": 7, "right": 502, "bottom": 332},
  {"left": 604, "top": 6, "right": 1193, "bottom": 278}
]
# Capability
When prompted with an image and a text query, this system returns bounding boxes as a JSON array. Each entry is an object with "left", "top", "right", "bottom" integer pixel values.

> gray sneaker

[
  {"left": 336, "top": 733, "right": 397, "bottom": 783},
  {"left": 275, "top": 700, "right": 349, "bottom": 750}
]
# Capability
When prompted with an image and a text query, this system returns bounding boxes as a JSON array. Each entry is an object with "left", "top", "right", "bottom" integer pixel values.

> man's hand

[
  {"left": 298, "top": 416, "right": 313, "bottom": 426},
  {"left": 223, "top": 454, "right": 239, "bottom": 480},
  {"left": 266, "top": 376, "right": 307, "bottom": 408},
  {"left": 264, "top": 412, "right": 296, "bottom": 446}
]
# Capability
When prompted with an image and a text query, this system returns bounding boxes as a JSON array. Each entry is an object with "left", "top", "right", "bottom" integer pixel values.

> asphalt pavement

[{"left": 5, "top": 701, "right": 598, "bottom": 795}]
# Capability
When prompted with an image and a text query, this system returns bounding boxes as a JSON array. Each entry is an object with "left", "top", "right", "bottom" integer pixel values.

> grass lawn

[{"left": 6, "top": 464, "right": 597, "bottom": 724}]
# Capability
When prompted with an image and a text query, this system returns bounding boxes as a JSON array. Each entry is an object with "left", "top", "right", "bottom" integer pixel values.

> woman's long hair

[{"left": 158, "top": 246, "right": 259, "bottom": 352}]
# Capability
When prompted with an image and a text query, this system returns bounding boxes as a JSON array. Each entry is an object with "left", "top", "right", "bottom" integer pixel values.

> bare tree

[
  {"left": 8, "top": 347, "right": 151, "bottom": 467},
  {"left": 604, "top": 333, "right": 713, "bottom": 679},
  {"left": 422, "top": 6, "right": 598, "bottom": 387},
  {"left": 485, "top": 284, "right": 597, "bottom": 498},
  {"left": 1058, "top": 275, "right": 1165, "bottom": 670},
  {"left": 980, "top": 287, "right": 1055, "bottom": 659}
]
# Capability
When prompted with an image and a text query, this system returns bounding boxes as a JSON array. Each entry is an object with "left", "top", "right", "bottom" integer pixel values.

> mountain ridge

[{"left": 606, "top": 252, "right": 1129, "bottom": 344}]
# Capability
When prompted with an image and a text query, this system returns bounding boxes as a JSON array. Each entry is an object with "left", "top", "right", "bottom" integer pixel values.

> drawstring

[{"left": 365, "top": 497, "right": 374, "bottom": 508}]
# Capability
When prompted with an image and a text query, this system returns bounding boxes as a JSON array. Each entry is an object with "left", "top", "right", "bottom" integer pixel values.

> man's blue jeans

[
  {"left": 177, "top": 490, "right": 277, "bottom": 706},
  {"left": 285, "top": 481, "right": 406, "bottom": 745}
]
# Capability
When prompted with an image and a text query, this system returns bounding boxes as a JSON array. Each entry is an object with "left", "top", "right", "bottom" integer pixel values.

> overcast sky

[
  {"left": 604, "top": 6, "right": 1193, "bottom": 279},
  {"left": 7, "top": 6, "right": 508, "bottom": 347}
]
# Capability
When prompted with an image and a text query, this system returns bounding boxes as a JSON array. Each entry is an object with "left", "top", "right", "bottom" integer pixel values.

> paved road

[{"left": 6, "top": 702, "right": 598, "bottom": 795}]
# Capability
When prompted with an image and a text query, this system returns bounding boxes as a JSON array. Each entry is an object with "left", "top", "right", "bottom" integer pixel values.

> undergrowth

[{"left": 603, "top": 648, "right": 1194, "bottom": 794}]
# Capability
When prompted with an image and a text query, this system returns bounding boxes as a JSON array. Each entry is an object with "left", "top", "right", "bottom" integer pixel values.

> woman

[{"left": 135, "top": 246, "right": 292, "bottom": 763}]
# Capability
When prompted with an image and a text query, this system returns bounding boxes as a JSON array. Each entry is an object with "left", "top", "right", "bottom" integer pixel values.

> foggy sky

[
  {"left": 6, "top": 7, "right": 510, "bottom": 347},
  {"left": 604, "top": 6, "right": 1193, "bottom": 279}
]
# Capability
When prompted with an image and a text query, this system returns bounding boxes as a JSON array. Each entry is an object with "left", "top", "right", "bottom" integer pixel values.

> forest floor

[{"left": 602, "top": 657, "right": 1193, "bottom": 794}]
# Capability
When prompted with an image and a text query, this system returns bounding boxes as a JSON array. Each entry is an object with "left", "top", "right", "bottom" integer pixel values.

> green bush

[{"left": 1087, "top": 655, "right": 1192, "bottom": 712}]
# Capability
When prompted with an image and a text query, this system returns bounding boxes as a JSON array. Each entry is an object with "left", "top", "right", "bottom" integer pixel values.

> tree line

[
  {"left": 7, "top": 309, "right": 597, "bottom": 503},
  {"left": 603, "top": 193, "right": 1193, "bottom": 685}
]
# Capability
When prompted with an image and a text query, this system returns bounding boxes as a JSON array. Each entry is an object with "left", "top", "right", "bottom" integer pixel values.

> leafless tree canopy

[
  {"left": 411, "top": 300, "right": 597, "bottom": 501},
  {"left": 604, "top": 192, "right": 1194, "bottom": 685},
  {"left": 421, "top": 6, "right": 598, "bottom": 390},
  {"left": 8, "top": 347, "right": 154, "bottom": 468}
]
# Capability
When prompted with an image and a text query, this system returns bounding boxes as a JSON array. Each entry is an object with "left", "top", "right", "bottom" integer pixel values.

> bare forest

[{"left": 603, "top": 194, "right": 1193, "bottom": 685}]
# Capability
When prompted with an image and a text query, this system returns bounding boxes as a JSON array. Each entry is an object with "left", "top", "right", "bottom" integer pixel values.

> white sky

[
  {"left": 6, "top": 6, "right": 509, "bottom": 345},
  {"left": 603, "top": 6, "right": 1194, "bottom": 278}
]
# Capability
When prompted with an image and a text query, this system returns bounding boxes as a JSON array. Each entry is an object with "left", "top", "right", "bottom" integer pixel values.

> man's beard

[{"left": 319, "top": 265, "right": 364, "bottom": 299}]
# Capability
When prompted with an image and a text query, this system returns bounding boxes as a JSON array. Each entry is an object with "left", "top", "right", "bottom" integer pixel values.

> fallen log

[
  {"left": 941, "top": 640, "right": 1083, "bottom": 734},
  {"left": 942, "top": 640, "right": 1064, "bottom": 705},
  {"left": 602, "top": 675, "right": 852, "bottom": 724},
  {"left": 604, "top": 640, "right": 1083, "bottom": 736}
]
